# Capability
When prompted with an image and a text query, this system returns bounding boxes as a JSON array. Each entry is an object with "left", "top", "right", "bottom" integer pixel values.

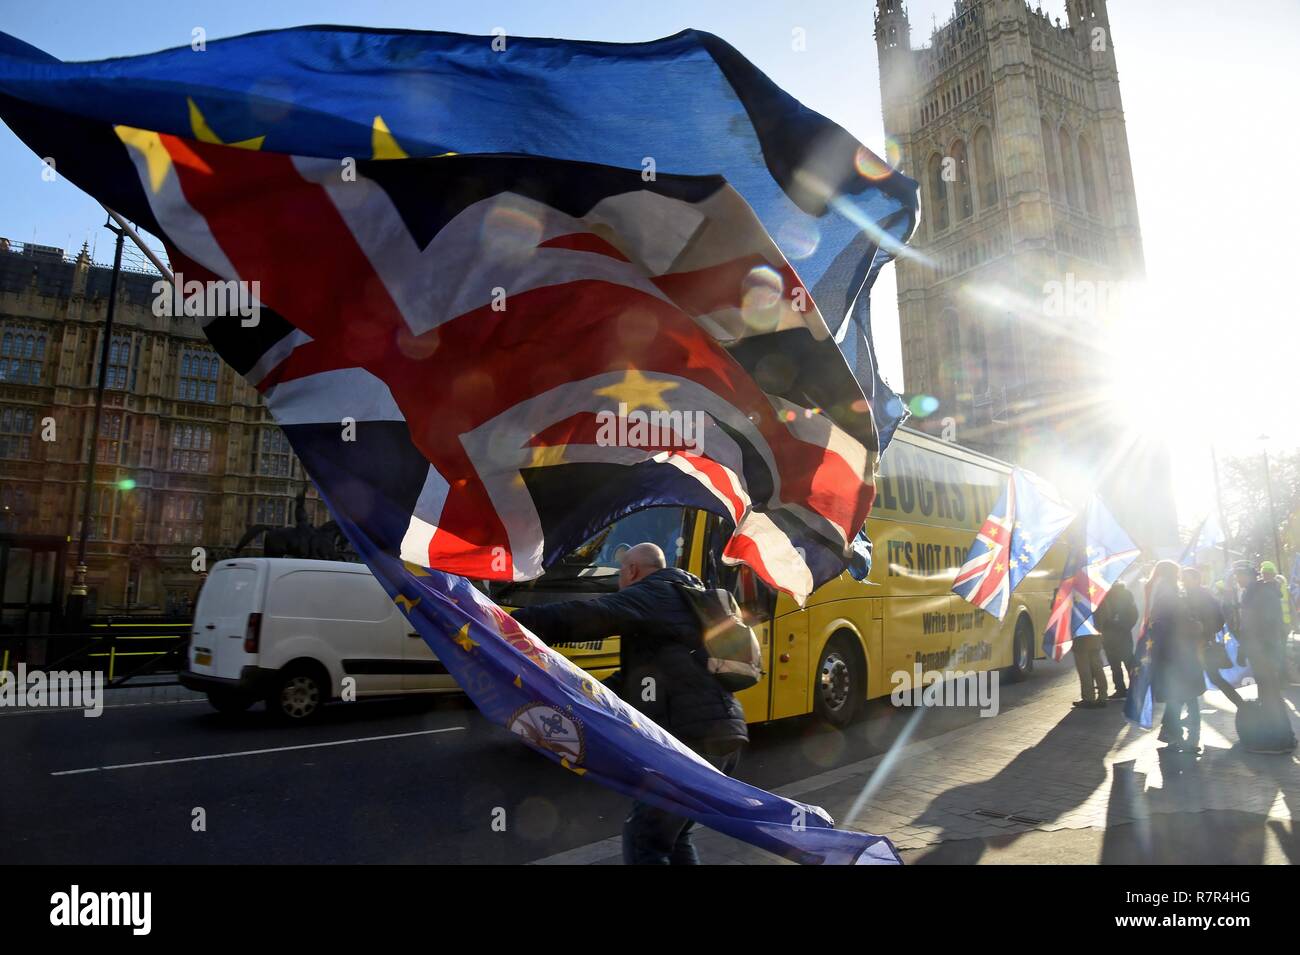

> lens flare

[
  {"left": 776, "top": 218, "right": 821, "bottom": 260},
  {"left": 854, "top": 144, "right": 893, "bottom": 182},
  {"left": 907, "top": 394, "right": 940, "bottom": 418},
  {"left": 482, "top": 201, "right": 544, "bottom": 257},
  {"left": 740, "top": 265, "right": 785, "bottom": 333}
]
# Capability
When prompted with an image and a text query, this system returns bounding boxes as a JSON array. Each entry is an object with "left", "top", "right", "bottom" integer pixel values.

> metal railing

[{"left": 1, "top": 616, "right": 190, "bottom": 688}]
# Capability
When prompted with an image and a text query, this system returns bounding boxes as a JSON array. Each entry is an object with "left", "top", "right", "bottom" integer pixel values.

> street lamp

[{"left": 66, "top": 217, "right": 126, "bottom": 625}]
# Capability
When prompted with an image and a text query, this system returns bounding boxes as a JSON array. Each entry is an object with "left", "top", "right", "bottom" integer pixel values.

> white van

[{"left": 180, "top": 558, "right": 457, "bottom": 721}]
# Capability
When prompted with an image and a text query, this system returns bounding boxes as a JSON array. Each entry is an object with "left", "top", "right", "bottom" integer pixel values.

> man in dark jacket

[
  {"left": 1095, "top": 580, "right": 1139, "bottom": 698},
  {"left": 511, "top": 542, "right": 748, "bottom": 864}
]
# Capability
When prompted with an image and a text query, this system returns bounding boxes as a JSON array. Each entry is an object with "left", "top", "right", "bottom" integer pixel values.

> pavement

[{"left": 535, "top": 670, "right": 1300, "bottom": 865}]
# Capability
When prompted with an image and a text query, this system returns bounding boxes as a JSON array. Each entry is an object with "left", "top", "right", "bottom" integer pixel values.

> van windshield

[{"left": 487, "top": 507, "right": 686, "bottom": 602}]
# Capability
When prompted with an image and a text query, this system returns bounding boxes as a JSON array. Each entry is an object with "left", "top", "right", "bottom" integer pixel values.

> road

[{"left": 0, "top": 661, "right": 1079, "bottom": 864}]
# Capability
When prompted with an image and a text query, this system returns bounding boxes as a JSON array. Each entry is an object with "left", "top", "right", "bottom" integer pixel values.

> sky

[{"left": 2, "top": 0, "right": 1298, "bottom": 528}]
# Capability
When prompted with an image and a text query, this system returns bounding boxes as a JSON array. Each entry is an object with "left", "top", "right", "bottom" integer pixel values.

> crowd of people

[{"left": 1073, "top": 557, "right": 1297, "bottom": 756}]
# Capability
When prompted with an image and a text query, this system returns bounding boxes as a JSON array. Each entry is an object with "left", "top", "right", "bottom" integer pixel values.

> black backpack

[{"left": 672, "top": 584, "right": 764, "bottom": 692}]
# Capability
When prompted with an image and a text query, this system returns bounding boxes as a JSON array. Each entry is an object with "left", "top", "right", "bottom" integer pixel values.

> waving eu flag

[
  {"left": 1178, "top": 515, "right": 1224, "bottom": 568},
  {"left": 953, "top": 468, "right": 1073, "bottom": 620},
  {"left": 1045, "top": 496, "right": 1140, "bottom": 661},
  {"left": 0, "top": 25, "right": 918, "bottom": 447}
]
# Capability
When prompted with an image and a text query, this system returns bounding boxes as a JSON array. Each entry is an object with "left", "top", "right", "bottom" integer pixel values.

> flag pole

[
  {"left": 101, "top": 207, "right": 174, "bottom": 282},
  {"left": 1210, "top": 443, "right": 1232, "bottom": 575}
]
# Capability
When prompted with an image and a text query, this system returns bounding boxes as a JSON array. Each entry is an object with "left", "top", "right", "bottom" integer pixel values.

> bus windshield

[{"left": 487, "top": 507, "right": 687, "bottom": 602}]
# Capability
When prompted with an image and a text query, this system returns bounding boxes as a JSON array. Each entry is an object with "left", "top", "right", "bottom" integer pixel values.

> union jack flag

[
  {"left": 953, "top": 468, "right": 1073, "bottom": 620},
  {"left": 135, "top": 142, "right": 875, "bottom": 601},
  {"left": 1043, "top": 496, "right": 1140, "bottom": 661}
]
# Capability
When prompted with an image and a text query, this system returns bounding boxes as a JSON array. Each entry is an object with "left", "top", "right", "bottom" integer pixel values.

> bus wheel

[
  {"left": 815, "top": 634, "right": 864, "bottom": 728},
  {"left": 1007, "top": 616, "right": 1034, "bottom": 683}
]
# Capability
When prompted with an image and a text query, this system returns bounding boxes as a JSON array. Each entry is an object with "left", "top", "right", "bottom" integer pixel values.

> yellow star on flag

[
  {"left": 371, "top": 115, "right": 409, "bottom": 160},
  {"left": 188, "top": 97, "right": 265, "bottom": 150},
  {"left": 594, "top": 368, "right": 677, "bottom": 413},
  {"left": 453, "top": 623, "right": 479, "bottom": 653},
  {"left": 371, "top": 115, "right": 459, "bottom": 160},
  {"left": 394, "top": 593, "right": 421, "bottom": 613}
]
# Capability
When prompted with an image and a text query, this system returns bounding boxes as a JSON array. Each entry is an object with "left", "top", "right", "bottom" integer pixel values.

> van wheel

[
  {"left": 269, "top": 667, "right": 327, "bottom": 723},
  {"left": 207, "top": 689, "right": 253, "bottom": 714},
  {"left": 815, "top": 634, "right": 864, "bottom": 728},
  {"left": 1007, "top": 616, "right": 1035, "bottom": 683}
]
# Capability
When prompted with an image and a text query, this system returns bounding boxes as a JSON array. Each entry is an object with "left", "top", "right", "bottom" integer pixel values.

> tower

[{"left": 875, "top": 0, "right": 1175, "bottom": 552}]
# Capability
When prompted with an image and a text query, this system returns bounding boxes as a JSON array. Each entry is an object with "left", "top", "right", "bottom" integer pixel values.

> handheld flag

[
  {"left": 0, "top": 25, "right": 918, "bottom": 447},
  {"left": 1124, "top": 622, "right": 1156, "bottom": 729},
  {"left": 0, "top": 28, "right": 910, "bottom": 862},
  {"left": 1043, "top": 496, "right": 1140, "bottom": 661},
  {"left": 1178, "top": 515, "right": 1223, "bottom": 568},
  {"left": 953, "top": 468, "right": 1073, "bottom": 620}
]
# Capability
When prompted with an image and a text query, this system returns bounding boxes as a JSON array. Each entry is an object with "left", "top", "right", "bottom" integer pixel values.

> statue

[{"left": 233, "top": 485, "right": 351, "bottom": 560}]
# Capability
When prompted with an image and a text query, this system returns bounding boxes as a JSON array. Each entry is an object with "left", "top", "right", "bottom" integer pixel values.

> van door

[
  {"left": 400, "top": 623, "right": 452, "bottom": 691},
  {"left": 191, "top": 562, "right": 261, "bottom": 682},
  {"left": 264, "top": 569, "right": 405, "bottom": 695}
]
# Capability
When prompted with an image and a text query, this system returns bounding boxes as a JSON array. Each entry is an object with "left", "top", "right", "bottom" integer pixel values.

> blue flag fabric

[
  {"left": 1205, "top": 626, "right": 1252, "bottom": 692},
  {"left": 952, "top": 468, "right": 1074, "bottom": 620},
  {"left": 1124, "top": 621, "right": 1156, "bottom": 729},
  {"left": 0, "top": 25, "right": 918, "bottom": 448}
]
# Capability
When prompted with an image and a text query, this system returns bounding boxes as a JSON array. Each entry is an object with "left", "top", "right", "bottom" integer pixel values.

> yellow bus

[{"left": 494, "top": 426, "right": 1066, "bottom": 726}]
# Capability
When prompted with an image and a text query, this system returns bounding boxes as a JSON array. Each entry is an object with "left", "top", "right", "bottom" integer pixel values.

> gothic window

[
  {"left": 974, "top": 127, "right": 999, "bottom": 210},
  {"left": 97, "top": 410, "right": 131, "bottom": 465},
  {"left": 928, "top": 153, "right": 950, "bottom": 233},
  {"left": 1077, "top": 133, "right": 1100, "bottom": 216},
  {"left": 0, "top": 328, "right": 47, "bottom": 385},
  {"left": 161, "top": 494, "right": 205, "bottom": 544},
  {"left": 0, "top": 406, "right": 35, "bottom": 459},
  {"left": 105, "top": 336, "right": 132, "bottom": 391},
  {"left": 952, "top": 140, "right": 973, "bottom": 220},
  {"left": 251, "top": 497, "right": 289, "bottom": 527},
  {"left": 1058, "top": 127, "right": 1080, "bottom": 209},
  {"left": 170, "top": 423, "right": 213, "bottom": 472},
  {"left": 178, "top": 349, "right": 219, "bottom": 403},
  {"left": 256, "top": 427, "right": 293, "bottom": 477},
  {"left": 1041, "top": 119, "right": 1062, "bottom": 202}
]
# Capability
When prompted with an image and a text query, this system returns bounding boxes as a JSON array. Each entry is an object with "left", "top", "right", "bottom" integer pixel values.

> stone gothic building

[
  {"left": 0, "top": 238, "right": 327, "bottom": 622},
  {"left": 874, "top": 0, "right": 1176, "bottom": 551}
]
